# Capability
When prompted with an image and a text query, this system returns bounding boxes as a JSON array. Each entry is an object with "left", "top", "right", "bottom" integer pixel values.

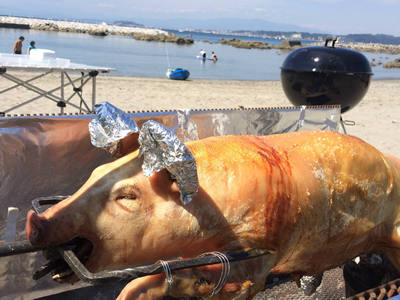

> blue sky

[{"left": 1, "top": 0, "right": 399, "bottom": 35}]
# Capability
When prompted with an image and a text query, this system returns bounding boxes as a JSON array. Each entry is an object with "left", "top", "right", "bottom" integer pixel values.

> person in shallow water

[
  {"left": 211, "top": 51, "right": 218, "bottom": 61},
  {"left": 27, "top": 41, "right": 36, "bottom": 55},
  {"left": 13, "top": 36, "right": 24, "bottom": 54}
]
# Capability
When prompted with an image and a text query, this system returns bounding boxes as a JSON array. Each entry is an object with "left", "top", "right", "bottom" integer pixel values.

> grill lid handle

[{"left": 325, "top": 36, "right": 338, "bottom": 47}]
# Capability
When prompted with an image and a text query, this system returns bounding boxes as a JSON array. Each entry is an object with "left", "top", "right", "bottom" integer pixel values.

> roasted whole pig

[{"left": 25, "top": 131, "right": 400, "bottom": 299}]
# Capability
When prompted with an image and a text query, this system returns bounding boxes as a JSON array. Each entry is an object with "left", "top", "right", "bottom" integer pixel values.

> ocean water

[{"left": 1, "top": 27, "right": 400, "bottom": 80}]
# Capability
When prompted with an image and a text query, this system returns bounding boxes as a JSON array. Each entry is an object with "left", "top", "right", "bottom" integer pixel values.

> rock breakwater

[
  {"left": 220, "top": 38, "right": 270, "bottom": 49},
  {"left": 0, "top": 16, "right": 193, "bottom": 44},
  {"left": 220, "top": 38, "right": 303, "bottom": 50},
  {"left": 335, "top": 42, "right": 400, "bottom": 55},
  {"left": 219, "top": 37, "right": 400, "bottom": 55},
  {"left": 383, "top": 58, "right": 400, "bottom": 68}
]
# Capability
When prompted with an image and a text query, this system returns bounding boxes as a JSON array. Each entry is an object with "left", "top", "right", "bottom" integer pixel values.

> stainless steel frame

[{"left": 0, "top": 65, "right": 112, "bottom": 114}]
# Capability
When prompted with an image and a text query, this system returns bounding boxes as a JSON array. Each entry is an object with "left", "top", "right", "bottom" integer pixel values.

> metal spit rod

[
  {"left": 0, "top": 196, "right": 70, "bottom": 258},
  {"left": 0, "top": 240, "right": 45, "bottom": 257}
]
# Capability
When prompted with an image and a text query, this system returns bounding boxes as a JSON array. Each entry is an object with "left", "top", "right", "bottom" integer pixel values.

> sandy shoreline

[{"left": 1, "top": 71, "right": 399, "bottom": 157}]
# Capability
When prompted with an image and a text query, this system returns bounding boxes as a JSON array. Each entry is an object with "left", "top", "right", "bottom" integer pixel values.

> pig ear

[
  {"left": 89, "top": 102, "right": 140, "bottom": 157},
  {"left": 139, "top": 120, "right": 198, "bottom": 205},
  {"left": 165, "top": 171, "right": 182, "bottom": 194},
  {"left": 147, "top": 169, "right": 181, "bottom": 199},
  {"left": 113, "top": 132, "right": 140, "bottom": 158},
  {"left": 170, "top": 181, "right": 180, "bottom": 193}
]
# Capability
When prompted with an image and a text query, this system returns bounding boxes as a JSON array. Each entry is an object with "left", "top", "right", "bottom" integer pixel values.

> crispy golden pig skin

[{"left": 25, "top": 131, "right": 400, "bottom": 299}]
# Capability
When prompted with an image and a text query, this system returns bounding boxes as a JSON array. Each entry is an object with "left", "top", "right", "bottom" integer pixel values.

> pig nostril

[
  {"left": 31, "top": 228, "right": 38, "bottom": 239},
  {"left": 26, "top": 210, "right": 44, "bottom": 244}
]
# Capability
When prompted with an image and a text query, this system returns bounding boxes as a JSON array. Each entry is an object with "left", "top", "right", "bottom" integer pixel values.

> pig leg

[
  {"left": 117, "top": 256, "right": 276, "bottom": 300},
  {"left": 117, "top": 267, "right": 264, "bottom": 300},
  {"left": 382, "top": 154, "right": 400, "bottom": 272},
  {"left": 116, "top": 274, "right": 167, "bottom": 300},
  {"left": 167, "top": 263, "right": 268, "bottom": 300},
  {"left": 116, "top": 270, "right": 222, "bottom": 300},
  {"left": 383, "top": 223, "right": 400, "bottom": 273}
]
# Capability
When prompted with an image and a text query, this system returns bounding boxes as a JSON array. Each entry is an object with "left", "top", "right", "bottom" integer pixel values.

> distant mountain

[
  {"left": 113, "top": 20, "right": 144, "bottom": 28},
  {"left": 232, "top": 30, "right": 330, "bottom": 40},
  {"left": 340, "top": 34, "right": 400, "bottom": 45},
  {"left": 134, "top": 17, "right": 322, "bottom": 33},
  {"left": 244, "top": 31, "right": 400, "bottom": 45},
  {"left": 134, "top": 17, "right": 400, "bottom": 44},
  {"left": 173, "top": 28, "right": 400, "bottom": 45}
]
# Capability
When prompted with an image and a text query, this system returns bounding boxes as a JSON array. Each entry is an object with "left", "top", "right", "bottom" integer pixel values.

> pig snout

[
  {"left": 26, "top": 204, "right": 86, "bottom": 248},
  {"left": 26, "top": 210, "right": 49, "bottom": 245}
]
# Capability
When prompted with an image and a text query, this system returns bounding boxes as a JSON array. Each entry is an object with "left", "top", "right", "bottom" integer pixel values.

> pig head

[{"left": 26, "top": 130, "right": 400, "bottom": 299}]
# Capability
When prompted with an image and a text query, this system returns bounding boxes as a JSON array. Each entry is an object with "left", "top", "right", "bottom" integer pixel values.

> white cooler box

[{"left": 29, "top": 49, "right": 57, "bottom": 61}]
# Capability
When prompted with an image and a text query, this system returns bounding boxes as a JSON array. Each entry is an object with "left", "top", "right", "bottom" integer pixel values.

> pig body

[{"left": 26, "top": 131, "right": 400, "bottom": 299}]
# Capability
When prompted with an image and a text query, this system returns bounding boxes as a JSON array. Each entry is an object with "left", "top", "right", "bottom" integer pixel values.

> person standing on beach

[
  {"left": 27, "top": 41, "right": 36, "bottom": 55},
  {"left": 200, "top": 49, "right": 206, "bottom": 58},
  {"left": 13, "top": 36, "right": 24, "bottom": 54}
]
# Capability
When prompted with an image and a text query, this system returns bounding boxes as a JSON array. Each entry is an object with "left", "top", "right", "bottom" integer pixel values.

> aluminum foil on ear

[
  {"left": 89, "top": 102, "right": 139, "bottom": 156},
  {"left": 138, "top": 120, "right": 198, "bottom": 205}
]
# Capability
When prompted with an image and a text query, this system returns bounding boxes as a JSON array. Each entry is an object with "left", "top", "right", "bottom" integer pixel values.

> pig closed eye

[
  {"left": 115, "top": 193, "right": 139, "bottom": 212},
  {"left": 116, "top": 194, "right": 137, "bottom": 200},
  {"left": 113, "top": 185, "right": 141, "bottom": 212}
]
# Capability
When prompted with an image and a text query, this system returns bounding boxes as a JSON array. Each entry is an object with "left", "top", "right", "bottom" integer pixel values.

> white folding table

[{"left": 0, "top": 53, "right": 113, "bottom": 115}]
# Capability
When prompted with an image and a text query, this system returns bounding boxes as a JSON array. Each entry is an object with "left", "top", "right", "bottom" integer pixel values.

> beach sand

[{"left": 1, "top": 70, "right": 400, "bottom": 158}]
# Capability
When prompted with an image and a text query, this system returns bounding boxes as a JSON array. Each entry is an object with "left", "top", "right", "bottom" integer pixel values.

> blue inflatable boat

[{"left": 166, "top": 68, "right": 190, "bottom": 80}]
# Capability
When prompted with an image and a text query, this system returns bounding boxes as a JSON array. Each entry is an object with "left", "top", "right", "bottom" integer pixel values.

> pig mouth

[{"left": 38, "top": 237, "right": 93, "bottom": 283}]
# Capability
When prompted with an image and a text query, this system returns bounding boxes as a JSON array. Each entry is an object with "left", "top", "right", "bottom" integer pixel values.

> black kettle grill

[{"left": 280, "top": 37, "right": 373, "bottom": 113}]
